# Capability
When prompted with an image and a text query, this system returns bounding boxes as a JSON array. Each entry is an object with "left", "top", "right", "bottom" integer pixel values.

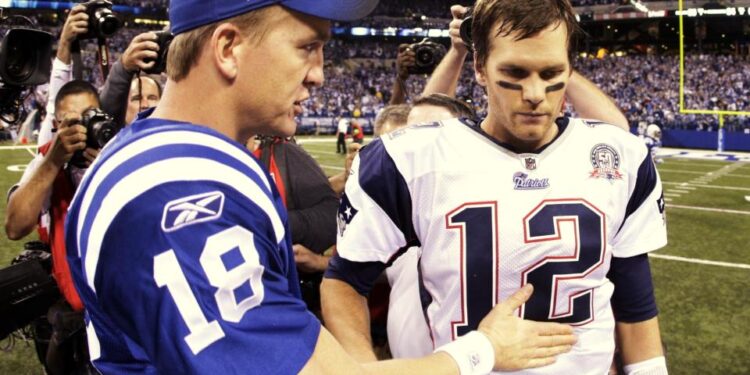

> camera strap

[{"left": 97, "top": 37, "right": 111, "bottom": 79}]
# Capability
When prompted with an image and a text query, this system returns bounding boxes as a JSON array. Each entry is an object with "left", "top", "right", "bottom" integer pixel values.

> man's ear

[
  {"left": 210, "top": 23, "right": 245, "bottom": 81},
  {"left": 474, "top": 52, "right": 487, "bottom": 87}
]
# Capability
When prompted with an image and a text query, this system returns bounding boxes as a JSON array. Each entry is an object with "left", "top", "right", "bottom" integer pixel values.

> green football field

[{"left": 1, "top": 137, "right": 748, "bottom": 374}]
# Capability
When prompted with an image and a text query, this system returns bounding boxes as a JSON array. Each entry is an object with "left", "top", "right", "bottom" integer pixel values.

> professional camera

[
  {"left": 70, "top": 108, "right": 120, "bottom": 167},
  {"left": 0, "top": 242, "right": 59, "bottom": 341},
  {"left": 0, "top": 28, "right": 53, "bottom": 124},
  {"left": 143, "top": 31, "right": 173, "bottom": 75},
  {"left": 78, "top": 0, "right": 121, "bottom": 40},
  {"left": 459, "top": 6, "right": 474, "bottom": 52},
  {"left": 407, "top": 39, "right": 446, "bottom": 75}
]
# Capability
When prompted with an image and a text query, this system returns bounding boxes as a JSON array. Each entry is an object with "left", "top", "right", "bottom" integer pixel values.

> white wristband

[
  {"left": 434, "top": 331, "right": 495, "bottom": 375},
  {"left": 623, "top": 356, "right": 668, "bottom": 375}
]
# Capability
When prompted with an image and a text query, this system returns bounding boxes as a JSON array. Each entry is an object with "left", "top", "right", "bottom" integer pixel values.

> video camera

[
  {"left": 143, "top": 31, "right": 173, "bottom": 75},
  {"left": 0, "top": 242, "right": 59, "bottom": 341},
  {"left": 70, "top": 107, "right": 121, "bottom": 168},
  {"left": 406, "top": 39, "right": 446, "bottom": 75},
  {"left": 0, "top": 27, "right": 53, "bottom": 124},
  {"left": 77, "top": 0, "right": 121, "bottom": 40}
]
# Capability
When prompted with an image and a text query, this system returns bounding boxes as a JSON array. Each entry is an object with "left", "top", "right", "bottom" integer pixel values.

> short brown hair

[
  {"left": 412, "top": 94, "right": 475, "bottom": 120},
  {"left": 374, "top": 104, "right": 410, "bottom": 135},
  {"left": 471, "top": 0, "right": 581, "bottom": 66},
  {"left": 166, "top": 6, "right": 274, "bottom": 81}
]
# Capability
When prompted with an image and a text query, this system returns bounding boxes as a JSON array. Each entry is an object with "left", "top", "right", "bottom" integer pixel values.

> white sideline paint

[
  {"left": 668, "top": 204, "right": 750, "bottom": 215},
  {"left": 650, "top": 254, "right": 750, "bottom": 270}
]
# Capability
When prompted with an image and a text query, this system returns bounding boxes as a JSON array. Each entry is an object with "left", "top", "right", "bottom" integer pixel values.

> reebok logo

[{"left": 162, "top": 191, "right": 225, "bottom": 232}]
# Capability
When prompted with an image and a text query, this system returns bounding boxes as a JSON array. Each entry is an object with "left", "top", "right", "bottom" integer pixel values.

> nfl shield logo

[{"left": 525, "top": 157, "right": 537, "bottom": 170}]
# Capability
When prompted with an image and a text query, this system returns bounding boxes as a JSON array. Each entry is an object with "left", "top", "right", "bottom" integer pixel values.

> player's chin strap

[
  {"left": 434, "top": 331, "right": 495, "bottom": 375},
  {"left": 623, "top": 356, "right": 668, "bottom": 375}
]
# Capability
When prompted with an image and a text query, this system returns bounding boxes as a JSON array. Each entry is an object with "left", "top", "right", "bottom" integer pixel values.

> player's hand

[
  {"left": 477, "top": 284, "right": 578, "bottom": 371},
  {"left": 121, "top": 32, "right": 160, "bottom": 73},
  {"left": 449, "top": 5, "right": 470, "bottom": 54},
  {"left": 396, "top": 44, "right": 416, "bottom": 80},
  {"left": 60, "top": 5, "right": 89, "bottom": 46},
  {"left": 293, "top": 244, "right": 330, "bottom": 274},
  {"left": 47, "top": 115, "right": 87, "bottom": 168}
]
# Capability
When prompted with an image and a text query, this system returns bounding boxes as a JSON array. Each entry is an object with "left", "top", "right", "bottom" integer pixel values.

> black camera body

[
  {"left": 0, "top": 28, "right": 53, "bottom": 123},
  {"left": 143, "top": 31, "right": 173, "bottom": 75},
  {"left": 78, "top": 0, "right": 121, "bottom": 40},
  {"left": 459, "top": 7, "right": 474, "bottom": 52},
  {"left": 70, "top": 108, "right": 120, "bottom": 168},
  {"left": 407, "top": 39, "right": 447, "bottom": 75}
]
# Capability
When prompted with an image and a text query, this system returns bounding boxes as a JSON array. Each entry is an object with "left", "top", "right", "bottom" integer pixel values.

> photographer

[
  {"left": 100, "top": 32, "right": 163, "bottom": 126},
  {"left": 4, "top": 80, "right": 102, "bottom": 375},
  {"left": 388, "top": 43, "right": 415, "bottom": 105},
  {"left": 38, "top": 5, "right": 88, "bottom": 146}
]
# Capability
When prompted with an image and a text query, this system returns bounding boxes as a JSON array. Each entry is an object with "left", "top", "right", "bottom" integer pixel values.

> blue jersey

[{"left": 65, "top": 115, "right": 319, "bottom": 374}]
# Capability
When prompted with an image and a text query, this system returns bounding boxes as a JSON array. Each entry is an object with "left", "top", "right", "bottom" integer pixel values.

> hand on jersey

[
  {"left": 122, "top": 32, "right": 160, "bottom": 73},
  {"left": 293, "top": 244, "right": 330, "bottom": 274},
  {"left": 449, "top": 5, "right": 469, "bottom": 54},
  {"left": 47, "top": 114, "right": 88, "bottom": 168},
  {"left": 478, "top": 284, "right": 578, "bottom": 371}
]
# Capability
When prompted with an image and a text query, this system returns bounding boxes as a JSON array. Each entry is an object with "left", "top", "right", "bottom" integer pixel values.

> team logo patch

[
  {"left": 589, "top": 144, "right": 623, "bottom": 181},
  {"left": 162, "top": 191, "right": 225, "bottom": 232},
  {"left": 524, "top": 157, "right": 537, "bottom": 170},
  {"left": 337, "top": 194, "right": 359, "bottom": 236},
  {"left": 513, "top": 172, "right": 550, "bottom": 190}
]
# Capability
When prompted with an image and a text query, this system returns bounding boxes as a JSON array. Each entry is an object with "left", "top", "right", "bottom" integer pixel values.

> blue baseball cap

[{"left": 170, "top": 0, "right": 380, "bottom": 35}]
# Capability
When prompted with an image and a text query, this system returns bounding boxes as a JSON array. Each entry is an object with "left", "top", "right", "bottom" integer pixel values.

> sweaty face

[
  {"left": 126, "top": 77, "right": 161, "bottom": 125},
  {"left": 237, "top": 7, "right": 330, "bottom": 136},
  {"left": 475, "top": 23, "right": 571, "bottom": 152},
  {"left": 407, "top": 104, "right": 456, "bottom": 125}
]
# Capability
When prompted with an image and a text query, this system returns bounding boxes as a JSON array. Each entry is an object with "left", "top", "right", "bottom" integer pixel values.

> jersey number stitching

[{"left": 154, "top": 225, "right": 265, "bottom": 354}]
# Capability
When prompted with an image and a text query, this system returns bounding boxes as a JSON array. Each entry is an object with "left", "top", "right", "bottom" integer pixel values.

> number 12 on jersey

[{"left": 447, "top": 199, "right": 605, "bottom": 339}]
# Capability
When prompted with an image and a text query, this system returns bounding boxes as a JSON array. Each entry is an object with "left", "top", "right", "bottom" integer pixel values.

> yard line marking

[
  {"left": 664, "top": 193, "right": 681, "bottom": 197},
  {"left": 663, "top": 183, "right": 750, "bottom": 191},
  {"left": 650, "top": 254, "right": 750, "bottom": 270},
  {"left": 664, "top": 198, "right": 673, "bottom": 202},
  {"left": 668, "top": 204, "right": 750, "bottom": 215},
  {"left": 659, "top": 169, "right": 715, "bottom": 175},
  {"left": 24, "top": 147, "right": 35, "bottom": 157},
  {"left": 725, "top": 174, "right": 750, "bottom": 179},
  {"left": 668, "top": 189, "right": 691, "bottom": 194},
  {"left": 0, "top": 145, "right": 37, "bottom": 150}
]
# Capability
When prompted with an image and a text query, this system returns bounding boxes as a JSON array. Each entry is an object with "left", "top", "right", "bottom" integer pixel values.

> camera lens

[
  {"left": 5, "top": 38, "right": 35, "bottom": 82},
  {"left": 93, "top": 8, "right": 120, "bottom": 37},
  {"left": 416, "top": 48, "right": 433, "bottom": 66}
]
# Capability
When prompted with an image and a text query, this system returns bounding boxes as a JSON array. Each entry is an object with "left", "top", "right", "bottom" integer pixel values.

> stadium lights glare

[{"left": 629, "top": 0, "right": 650, "bottom": 13}]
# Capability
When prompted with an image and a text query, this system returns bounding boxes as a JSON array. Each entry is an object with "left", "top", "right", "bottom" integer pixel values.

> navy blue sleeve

[{"left": 608, "top": 254, "right": 659, "bottom": 323}]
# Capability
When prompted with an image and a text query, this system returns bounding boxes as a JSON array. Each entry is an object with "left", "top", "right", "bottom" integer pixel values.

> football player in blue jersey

[
  {"left": 64, "top": 0, "right": 578, "bottom": 374},
  {"left": 322, "top": 0, "right": 669, "bottom": 374}
]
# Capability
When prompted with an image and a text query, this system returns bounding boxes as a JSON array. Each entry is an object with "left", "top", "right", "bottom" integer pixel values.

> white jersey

[{"left": 337, "top": 118, "right": 667, "bottom": 374}]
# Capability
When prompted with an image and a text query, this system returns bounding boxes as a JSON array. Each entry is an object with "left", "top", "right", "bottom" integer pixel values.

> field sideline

[{"left": 0, "top": 139, "right": 748, "bottom": 374}]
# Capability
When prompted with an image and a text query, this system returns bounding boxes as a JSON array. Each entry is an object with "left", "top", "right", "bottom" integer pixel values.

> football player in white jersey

[{"left": 322, "top": 0, "right": 669, "bottom": 374}]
